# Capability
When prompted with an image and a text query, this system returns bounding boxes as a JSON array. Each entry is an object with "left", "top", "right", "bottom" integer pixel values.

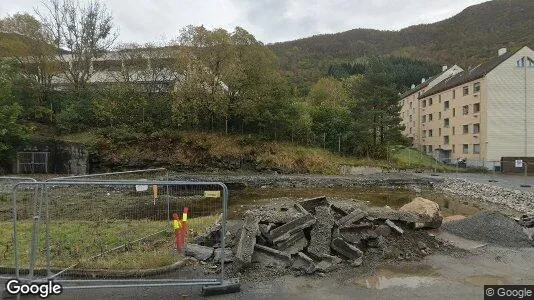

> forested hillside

[{"left": 270, "top": 0, "right": 534, "bottom": 93}]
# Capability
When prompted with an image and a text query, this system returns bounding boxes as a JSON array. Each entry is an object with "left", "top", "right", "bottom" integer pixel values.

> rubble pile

[{"left": 185, "top": 196, "right": 445, "bottom": 274}]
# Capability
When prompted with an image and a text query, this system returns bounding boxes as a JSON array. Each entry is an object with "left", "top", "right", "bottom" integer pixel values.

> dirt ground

[{"left": 18, "top": 232, "right": 534, "bottom": 299}]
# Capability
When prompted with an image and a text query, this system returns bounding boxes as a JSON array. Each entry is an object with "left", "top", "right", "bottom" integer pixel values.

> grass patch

[{"left": 0, "top": 215, "right": 219, "bottom": 270}]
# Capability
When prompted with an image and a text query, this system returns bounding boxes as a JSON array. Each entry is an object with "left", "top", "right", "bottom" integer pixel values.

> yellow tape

[
  {"left": 182, "top": 213, "right": 188, "bottom": 222},
  {"left": 204, "top": 191, "right": 221, "bottom": 198}
]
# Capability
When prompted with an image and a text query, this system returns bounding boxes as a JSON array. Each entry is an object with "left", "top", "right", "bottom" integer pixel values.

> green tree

[{"left": 0, "top": 60, "right": 26, "bottom": 164}]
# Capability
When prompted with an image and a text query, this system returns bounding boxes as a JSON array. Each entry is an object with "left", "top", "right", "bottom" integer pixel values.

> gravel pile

[
  {"left": 443, "top": 210, "right": 533, "bottom": 247},
  {"left": 434, "top": 178, "right": 534, "bottom": 214}
]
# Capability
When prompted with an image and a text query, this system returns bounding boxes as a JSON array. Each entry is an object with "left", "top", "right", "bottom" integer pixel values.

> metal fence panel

[{"left": 4, "top": 179, "right": 229, "bottom": 290}]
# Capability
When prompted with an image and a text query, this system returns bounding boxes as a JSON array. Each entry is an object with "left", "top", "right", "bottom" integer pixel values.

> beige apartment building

[{"left": 399, "top": 46, "right": 534, "bottom": 168}]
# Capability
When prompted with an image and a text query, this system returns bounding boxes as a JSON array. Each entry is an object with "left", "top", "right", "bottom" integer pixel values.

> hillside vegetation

[{"left": 269, "top": 0, "right": 534, "bottom": 92}]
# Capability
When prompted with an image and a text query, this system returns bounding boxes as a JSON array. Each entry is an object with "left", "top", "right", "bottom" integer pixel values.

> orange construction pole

[{"left": 172, "top": 213, "right": 183, "bottom": 252}]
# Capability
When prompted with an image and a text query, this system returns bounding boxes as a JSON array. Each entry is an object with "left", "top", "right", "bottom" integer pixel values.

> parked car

[{"left": 457, "top": 158, "right": 467, "bottom": 168}]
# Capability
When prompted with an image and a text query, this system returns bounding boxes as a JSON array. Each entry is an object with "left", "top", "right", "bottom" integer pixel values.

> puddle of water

[
  {"left": 228, "top": 187, "right": 481, "bottom": 219},
  {"left": 463, "top": 275, "right": 510, "bottom": 286},
  {"left": 353, "top": 264, "right": 440, "bottom": 289}
]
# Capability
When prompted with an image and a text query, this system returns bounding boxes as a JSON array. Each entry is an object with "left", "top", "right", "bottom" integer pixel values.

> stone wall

[{"left": 13, "top": 139, "right": 88, "bottom": 175}]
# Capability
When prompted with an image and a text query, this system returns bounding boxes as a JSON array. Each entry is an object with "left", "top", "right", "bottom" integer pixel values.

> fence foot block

[{"left": 201, "top": 278, "right": 241, "bottom": 296}]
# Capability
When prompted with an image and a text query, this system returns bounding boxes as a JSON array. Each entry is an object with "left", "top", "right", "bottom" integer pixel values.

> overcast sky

[{"left": 0, "top": 0, "right": 489, "bottom": 45}]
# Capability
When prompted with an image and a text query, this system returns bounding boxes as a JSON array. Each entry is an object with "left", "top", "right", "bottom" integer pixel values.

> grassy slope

[
  {"left": 50, "top": 130, "right": 459, "bottom": 174},
  {"left": 0, "top": 215, "right": 219, "bottom": 270}
]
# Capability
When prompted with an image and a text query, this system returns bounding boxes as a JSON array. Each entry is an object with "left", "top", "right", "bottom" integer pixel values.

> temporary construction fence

[{"left": 2, "top": 177, "right": 237, "bottom": 295}]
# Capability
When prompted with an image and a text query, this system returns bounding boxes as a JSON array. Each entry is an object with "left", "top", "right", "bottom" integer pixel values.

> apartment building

[
  {"left": 399, "top": 65, "right": 463, "bottom": 146},
  {"left": 400, "top": 46, "right": 534, "bottom": 167}
]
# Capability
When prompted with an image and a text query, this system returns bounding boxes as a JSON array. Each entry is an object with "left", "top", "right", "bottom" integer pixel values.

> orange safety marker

[
  {"left": 172, "top": 213, "right": 183, "bottom": 252},
  {"left": 152, "top": 185, "right": 158, "bottom": 205},
  {"left": 181, "top": 207, "right": 189, "bottom": 247}
]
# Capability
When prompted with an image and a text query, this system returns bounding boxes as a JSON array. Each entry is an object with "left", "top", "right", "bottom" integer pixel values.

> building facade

[{"left": 399, "top": 46, "right": 534, "bottom": 168}]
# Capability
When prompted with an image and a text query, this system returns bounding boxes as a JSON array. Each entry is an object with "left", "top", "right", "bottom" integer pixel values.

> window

[
  {"left": 444, "top": 136, "right": 449, "bottom": 145},
  {"left": 452, "top": 144, "right": 456, "bottom": 153},
  {"left": 422, "top": 115, "right": 426, "bottom": 123},
  {"left": 438, "top": 112, "right": 442, "bottom": 120},
  {"left": 452, "top": 89, "right": 456, "bottom": 99},
  {"left": 444, "top": 101, "right": 449, "bottom": 110},
  {"left": 428, "top": 98, "right": 433, "bottom": 106},
  {"left": 428, "top": 129, "right": 433, "bottom": 137},
  {"left": 463, "top": 144, "right": 469, "bottom": 154},
  {"left": 473, "top": 123, "right": 480, "bottom": 134},
  {"left": 409, "top": 127, "right": 412, "bottom": 134},
  {"left": 453, "top": 108, "right": 456, "bottom": 117},
  {"left": 439, "top": 95, "right": 442, "bottom": 102},
  {"left": 444, "top": 118, "right": 450, "bottom": 128},
  {"left": 474, "top": 103, "right": 480, "bottom": 113},
  {"left": 473, "top": 82, "right": 481, "bottom": 93},
  {"left": 473, "top": 144, "right": 480, "bottom": 154},
  {"left": 463, "top": 105, "right": 469, "bottom": 115},
  {"left": 423, "top": 130, "right": 426, "bottom": 137},
  {"left": 452, "top": 126, "right": 455, "bottom": 135},
  {"left": 463, "top": 86, "right": 469, "bottom": 96},
  {"left": 422, "top": 100, "right": 426, "bottom": 108},
  {"left": 517, "top": 57, "right": 526, "bottom": 68},
  {"left": 409, "top": 115, "right": 413, "bottom": 122},
  {"left": 409, "top": 102, "right": 412, "bottom": 108},
  {"left": 428, "top": 114, "right": 433, "bottom": 121},
  {"left": 529, "top": 57, "right": 534, "bottom": 68},
  {"left": 439, "top": 128, "right": 442, "bottom": 136},
  {"left": 428, "top": 145, "right": 433, "bottom": 153},
  {"left": 463, "top": 125, "right": 469, "bottom": 134}
]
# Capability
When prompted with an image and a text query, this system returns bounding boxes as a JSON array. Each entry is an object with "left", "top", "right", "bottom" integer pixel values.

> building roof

[
  {"left": 419, "top": 49, "right": 519, "bottom": 99},
  {"left": 400, "top": 74, "right": 439, "bottom": 99}
]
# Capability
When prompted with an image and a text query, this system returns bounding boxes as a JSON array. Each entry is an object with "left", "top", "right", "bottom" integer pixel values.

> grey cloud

[{"left": 1, "top": 0, "right": 488, "bottom": 44}]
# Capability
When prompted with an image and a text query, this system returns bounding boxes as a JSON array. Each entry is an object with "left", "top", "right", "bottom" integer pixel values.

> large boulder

[{"left": 399, "top": 197, "right": 442, "bottom": 228}]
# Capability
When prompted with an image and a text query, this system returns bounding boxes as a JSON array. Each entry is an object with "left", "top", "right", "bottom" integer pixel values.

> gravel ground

[
  {"left": 442, "top": 210, "right": 533, "bottom": 247},
  {"left": 430, "top": 175, "right": 534, "bottom": 214}
]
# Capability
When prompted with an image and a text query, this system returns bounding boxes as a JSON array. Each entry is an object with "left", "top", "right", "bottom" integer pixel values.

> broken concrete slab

[
  {"left": 259, "top": 223, "right": 274, "bottom": 238},
  {"left": 269, "top": 213, "right": 316, "bottom": 243},
  {"left": 235, "top": 212, "right": 260, "bottom": 263},
  {"left": 213, "top": 248, "right": 234, "bottom": 263},
  {"left": 375, "top": 224, "right": 392, "bottom": 237},
  {"left": 336, "top": 208, "right": 367, "bottom": 228},
  {"left": 291, "top": 252, "right": 316, "bottom": 274},
  {"left": 308, "top": 206, "right": 335, "bottom": 258},
  {"left": 340, "top": 228, "right": 378, "bottom": 245},
  {"left": 316, "top": 253, "right": 342, "bottom": 272},
  {"left": 367, "top": 236, "right": 386, "bottom": 249},
  {"left": 275, "top": 230, "right": 308, "bottom": 255},
  {"left": 366, "top": 207, "right": 425, "bottom": 224},
  {"left": 298, "top": 196, "right": 329, "bottom": 214},
  {"left": 320, "top": 253, "right": 342, "bottom": 265},
  {"left": 252, "top": 244, "right": 293, "bottom": 267},
  {"left": 331, "top": 204, "right": 349, "bottom": 217},
  {"left": 385, "top": 219, "right": 404, "bottom": 234},
  {"left": 184, "top": 243, "right": 214, "bottom": 261},
  {"left": 331, "top": 237, "right": 363, "bottom": 260},
  {"left": 294, "top": 202, "right": 308, "bottom": 214},
  {"left": 250, "top": 208, "right": 307, "bottom": 224}
]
